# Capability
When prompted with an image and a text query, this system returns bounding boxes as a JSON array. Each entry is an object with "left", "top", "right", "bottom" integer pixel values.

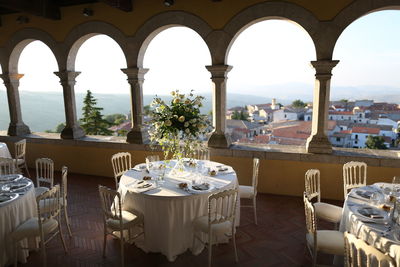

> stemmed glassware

[{"left": 392, "top": 176, "right": 400, "bottom": 197}]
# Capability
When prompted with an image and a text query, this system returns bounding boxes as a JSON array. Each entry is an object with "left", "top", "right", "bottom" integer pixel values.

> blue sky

[{"left": 5, "top": 10, "right": 400, "bottom": 101}]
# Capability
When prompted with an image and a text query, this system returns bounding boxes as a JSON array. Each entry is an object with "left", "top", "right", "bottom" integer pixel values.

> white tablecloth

[
  {"left": 0, "top": 143, "right": 11, "bottom": 159},
  {"left": 118, "top": 160, "right": 239, "bottom": 261},
  {"left": 0, "top": 181, "right": 37, "bottom": 266},
  {"left": 339, "top": 183, "right": 400, "bottom": 264}
]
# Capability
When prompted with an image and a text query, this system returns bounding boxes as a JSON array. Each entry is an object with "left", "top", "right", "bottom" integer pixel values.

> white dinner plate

[
  {"left": 187, "top": 183, "right": 215, "bottom": 194},
  {"left": 0, "top": 174, "right": 23, "bottom": 183},
  {"left": 352, "top": 205, "right": 388, "bottom": 222},
  {"left": 2, "top": 179, "right": 32, "bottom": 193},
  {"left": 0, "top": 192, "right": 18, "bottom": 206}
]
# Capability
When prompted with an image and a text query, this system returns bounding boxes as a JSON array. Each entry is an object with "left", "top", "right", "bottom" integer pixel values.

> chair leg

[
  {"left": 40, "top": 238, "right": 47, "bottom": 267},
  {"left": 24, "top": 163, "right": 31, "bottom": 178},
  {"left": 253, "top": 197, "right": 257, "bottom": 225},
  {"left": 63, "top": 205, "right": 73, "bottom": 237},
  {"left": 103, "top": 228, "right": 107, "bottom": 258},
  {"left": 14, "top": 242, "right": 18, "bottom": 267},
  {"left": 232, "top": 228, "right": 238, "bottom": 262},
  {"left": 58, "top": 222, "right": 68, "bottom": 254},
  {"left": 208, "top": 231, "right": 213, "bottom": 267},
  {"left": 120, "top": 230, "right": 125, "bottom": 267}
]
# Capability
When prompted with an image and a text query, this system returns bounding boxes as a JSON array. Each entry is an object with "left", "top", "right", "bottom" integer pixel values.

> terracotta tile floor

[{"left": 19, "top": 171, "right": 343, "bottom": 267}]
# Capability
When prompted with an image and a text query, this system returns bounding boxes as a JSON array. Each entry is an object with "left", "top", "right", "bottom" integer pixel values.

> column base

[
  {"left": 207, "top": 132, "right": 231, "bottom": 148},
  {"left": 8, "top": 123, "right": 30, "bottom": 136},
  {"left": 61, "top": 125, "right": 86, "bottom": 139},
  {"left": 126, "top": 128, "right": 147, "bottom": 144},
  {"left": 306, "top": 134, "right": 332, "bottom": 154}
]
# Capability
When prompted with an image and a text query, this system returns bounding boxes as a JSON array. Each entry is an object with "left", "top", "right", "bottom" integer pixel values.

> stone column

[
  {"left": 121, "top": 67, "right": 149, "bottom": 144},
  {"left": 0, "top": 73, "right": 30, "bottom": 136},
  {"left": 54, "top": 71, "right": 85, "bottom": 139},
  {"left": 206, "top": 65, "right": 233, "bottom": 148},
  {"left": 306, "top": 60, "right": 339, "bottom": 154}
]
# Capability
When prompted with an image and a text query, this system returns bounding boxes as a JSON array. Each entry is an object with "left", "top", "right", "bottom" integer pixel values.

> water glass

[
  {"left": 370, "top": 191, "right": 384, "bottom": 206},
  {"left": 146, "top": 155, "right": 160, "bottom": 171},
  {"left": 393, "top": 176, "right": 400, "bottom": 196}
]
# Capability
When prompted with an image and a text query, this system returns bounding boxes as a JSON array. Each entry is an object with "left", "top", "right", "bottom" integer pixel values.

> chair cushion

[
  {"left": 193, "top": 215, "right": 233, "bottom": 235},
  {"left": 306, "top": 230, "right": 344, "bottom": 255},
  {"left": 314, "top": 202, "right": 343, "bottom": 223},
  {"left": 11, "top": 217, "right": 58, "bottom": 241},
  {"left": 15, "top": 158, "right": 25, "bottom": 165},
  {"left": 35, "top": 187, "right": 49, "bottom": 197},
  {"left": 106, "top": 210, "right": 143, "bottom": 230},
  {"left": 239, "top": 185, "right": 254, "bottom": 199}
]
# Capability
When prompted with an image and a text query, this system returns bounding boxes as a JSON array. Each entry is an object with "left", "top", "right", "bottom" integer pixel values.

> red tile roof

[
  {"left": 351, "top": 127, "right": 380, "bottom": 134},
  {"left": 329, "top": 111, "right": 353, "bottom": 115}
]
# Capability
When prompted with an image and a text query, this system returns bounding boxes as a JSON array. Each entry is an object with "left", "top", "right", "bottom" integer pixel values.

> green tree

[
  {"left": 55, "top": 123, "right": 66, "bottom": 133},
  {"left": 231, "top": 110, "right": 248, "bottom": 120},
  {"left": 291, "top": 99, "right": 306, "bottom": 108},
  {"left": 105, "top": 114, "right": 126, "bottom": 125},
  {"left": 143, "top": 105, "right": 151, "bottom": 116},
  {"left": 365, "top": 135, "right": 387, "bottom": 149},
  {"left": 80, "top": 90, "right": 112, "bottom": 135}
]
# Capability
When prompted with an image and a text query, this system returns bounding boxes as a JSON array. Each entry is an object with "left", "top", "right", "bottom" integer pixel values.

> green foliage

[
  {"left": 291, "top": 99, "right": 306, "bottom": 108},
  {"left": 55, "top": 123, "right": 66, "bottom": 133},
  {"left": 143, "top": 105, "right": 151, "bottom": 116},
  {"left": 104, "top": 114, "right": 126, "bottom": 125},
  {"left": 231, "top": 110, "right": 248, "bottom": 121},
  {"left": 80, "top": 90, "right": 112, "bottom": 135},
  {"left": 365, "top": 135, "right": 387, "bottom": 149}
]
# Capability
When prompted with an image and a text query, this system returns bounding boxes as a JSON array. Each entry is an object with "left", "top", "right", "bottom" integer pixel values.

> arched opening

[
  {"left": 142, "top": 26, "right": 212, "bottom": 125},
  {"left": 73, "top": 34, "right": 129, "bottom": 136},
  {"left": 0, "top": 65, "right": 10, "bottom": 132},
  {"left": 227, "top": 19, "right": 316, "bottom": 146},
  {"left": 18, "top": 40, "right": 61, "bottom": 133},
  {"left": 331, "top": 10, "right": 400, "bottom": 150}
]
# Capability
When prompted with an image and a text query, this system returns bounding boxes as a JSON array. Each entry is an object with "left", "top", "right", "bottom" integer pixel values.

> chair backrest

[
  {"left": 0, "top": 157, "right": 16, "bottom": 175},
  {"left": 36, "top": 184, "right": 61, "bottom": 224},
  {"left": 344, "top": 232, "right": 396, "bottom": 267},
  {"left": 98, "top": 185, "right": 122, "bottom": 223},
  {"left": 194, "top": 148, "right": 210, "bottom": 161},
  {"left": 343, "top": 161, "right": 367, "bottom": 198},
  {"left": 208, "top": 188, "right": 238, "bottom": 227},
  {"left": 111, "top": 152, "right": 131, "bottom": 187},
  {"left": 14, "top": 139, "right": 26, "bottom": 160},
  {"left": 305, "top": 169, "right": 321, "bottom": 202},
  {"left": 252, "top": 158, "right": 260, "bottom": 196},
  {"left": 61, "top": 166, "right": 68, "bottom": 200},
  {"left": 36, "top": 158, "right": 54, "bottom": 188},
  {"left": 303, "top": 192, "right": 317, "bottom": 249}
]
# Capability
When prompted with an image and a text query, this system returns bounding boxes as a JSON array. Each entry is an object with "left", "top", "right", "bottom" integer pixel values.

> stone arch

[
  {"left": 63, "top": 21, "right": 129, "bottom": 71},
  {"left": 134, "top": 11, "right": 213, "bottom": 67},
  {"left": 326, "top": 0, "right": 400, "bottom": 59},
  {"left": 220, "top": 1, "right": 320, "bottom": 64},
  {"left": 4, "top": 28, "right": 60, "bottom": 73}
]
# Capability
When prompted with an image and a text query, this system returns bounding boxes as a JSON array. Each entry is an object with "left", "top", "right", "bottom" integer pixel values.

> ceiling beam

[
  {"left": 0, "top": 0, "right": 61, "bottom": 20},
  {"left": 100, "top": 0, "right": 132, "bottom": 12}
]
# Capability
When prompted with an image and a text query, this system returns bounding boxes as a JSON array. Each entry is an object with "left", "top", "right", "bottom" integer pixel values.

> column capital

[
  {"left": 54, "top": 71, "right": 81, "bottom": 82},
  {"left": 310, "top": 60, "right": 339, "bottom": 76},
  {"left": 121, "top": 67, "right": 149, "bottom": 81},
  {"left": 206, "top": 65, "right": 233, "bottom": 79},
  {"left": 0, "top": 73, "right": 24, "bottom": 83}
]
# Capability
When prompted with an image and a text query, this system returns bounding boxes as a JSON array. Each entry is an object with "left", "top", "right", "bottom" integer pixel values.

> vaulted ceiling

[{"left": 0, "top": 0, "right": 132, "bottom": 19}]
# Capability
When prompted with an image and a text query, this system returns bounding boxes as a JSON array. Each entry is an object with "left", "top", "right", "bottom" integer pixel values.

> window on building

[
  {"left": 355, "top": 134, "right": 358, "bottom": 139},
  {"left": 336, "top": 137, "right": 341, "bottom": 142}
]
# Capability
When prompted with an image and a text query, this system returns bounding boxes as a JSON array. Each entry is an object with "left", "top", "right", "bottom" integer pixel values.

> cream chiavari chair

[
  {"left": 344, "top": 232, "right": 396, "bottom": 267},
  {"left": 11, "top": 184, "right": 67, "bottom": 267},
  {"left": 35, "top": 158, "right": 54, "bottom": 197},
  {"left": 98, "top": 185, "right": 144, "bottom": 267},
  {"left": 305, "top": 169, "right": 342, "bottom": 227},
  {"left": 303, "top": 192, "right": 344, "bottom": 267},
  {"left": 14, "top": 139, "right": 30, "bottom": 177},
  {"left": 343, "top": 161, "right": 367, "bottom": 199},
  {"left": 239, "top": 158, "right": 259, "bottom": 224},
  {"left": 193, "top": 188, "right": 238, "bottom": 267},
  {"left": 0, "top": 157, "right": 16, "bottom": 175},
  {"left": 111, "top": 152, "right": 132, "bottom": 189}
]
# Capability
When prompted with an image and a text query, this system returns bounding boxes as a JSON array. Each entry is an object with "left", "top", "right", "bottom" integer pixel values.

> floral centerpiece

[{"left": 148, "top": 90, "right": 211, "bottom": 162}]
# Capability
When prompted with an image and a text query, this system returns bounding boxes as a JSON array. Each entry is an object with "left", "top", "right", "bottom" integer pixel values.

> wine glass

[
  {"left": 392, "top": 176, "right": 400, "bottom": 196},
  {"left": 146, "top": 155, "right": 160, "bottom": 172}
]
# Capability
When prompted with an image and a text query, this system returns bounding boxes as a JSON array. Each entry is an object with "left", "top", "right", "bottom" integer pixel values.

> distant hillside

[{"left": 0, "top": 86, "right": 398, "bottom": 132}]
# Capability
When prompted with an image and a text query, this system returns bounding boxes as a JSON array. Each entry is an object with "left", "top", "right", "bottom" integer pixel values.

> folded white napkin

[{"left": 126, "top": 180, "right": 156, "bottom": 193}]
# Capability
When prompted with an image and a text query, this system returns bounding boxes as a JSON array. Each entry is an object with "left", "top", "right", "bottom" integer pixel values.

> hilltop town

[{"left": 226, "top": 99, "right": 400, "bottom": 149}]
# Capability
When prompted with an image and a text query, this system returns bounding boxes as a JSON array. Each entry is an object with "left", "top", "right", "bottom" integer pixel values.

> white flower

[
  {"left": 178, "top": 116, "right": 185, "bottom": 122},
  {"left": 173, "top": 98, "right": 180, "bottom": 104},
  {"left": 185, "top": 128, "right": 190, "bottom": 134},
  {"left": 185, "top": 99, "right": 191, "bottom": 104},
  {"left": 184, "top": 122, "right": 189, "bottom": 127},
  {"left": 164, "top": 120, "right": 172, "bottom": 126}
]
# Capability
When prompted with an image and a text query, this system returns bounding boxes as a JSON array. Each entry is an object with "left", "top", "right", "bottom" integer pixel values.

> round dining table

[
  {"left": 339, "top": 183, "right": 400, "bottom": 263},
  {"left": 118, "top": 160, "right": 240, "bottom": 262},
  {"left": 0, "top": 142, "right": 11, "bottom": 159},
  {"left": 0, "top": 177, "right": 37, "bottom": 266}
]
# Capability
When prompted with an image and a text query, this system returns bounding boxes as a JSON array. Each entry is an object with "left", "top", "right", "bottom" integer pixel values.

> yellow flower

[
  {"left": 178, "top": 116, "right": 185, "bottom": 122},
  {"left": 185, "top": 99, "right": 190, "bottom": 104},
  {"left": 173, "top": 98, "right": 180, "bottom": 104},
  {"left": 164, "top": 120, "right": 172, "bottom": 126}
]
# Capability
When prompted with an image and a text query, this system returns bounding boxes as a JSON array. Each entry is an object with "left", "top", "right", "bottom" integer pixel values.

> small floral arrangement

[{"left": 148, "top": 90, "right": 211, "bottom": 160}]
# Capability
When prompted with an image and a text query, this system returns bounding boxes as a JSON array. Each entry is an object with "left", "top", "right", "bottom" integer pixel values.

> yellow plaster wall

[
  {"left": 0, "top": 0, "right": 353, "bottom": 45},
  {"left": 8, "top": 141, "right": 398, "bottom": 201}
]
